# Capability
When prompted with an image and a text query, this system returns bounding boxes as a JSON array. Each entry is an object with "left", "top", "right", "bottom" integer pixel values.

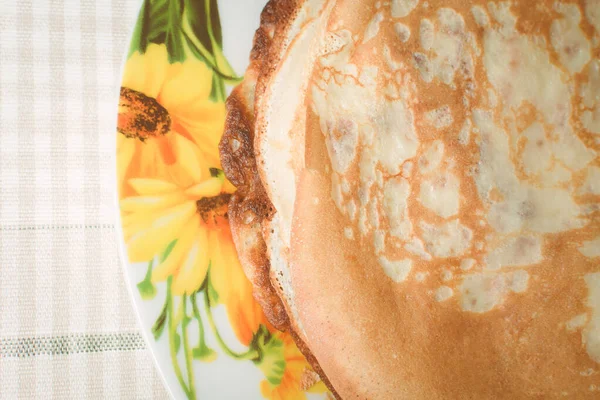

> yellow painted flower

[
  {"left": 120, "top": 138, "right": 236, "bottom": 295},
  {"left": 117, "top": 37, "right": 328, "bottom": 400},
  {"left": 117, "top": 44, "right": 225, "bottom": 197},
  {"left": 259, "top": 332, "right": 327, "bottom": 400}
]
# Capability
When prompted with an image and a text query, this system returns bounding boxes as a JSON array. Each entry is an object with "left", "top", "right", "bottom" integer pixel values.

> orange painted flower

[
  {"left": 210, "top": 242, "right": 327, "bottom": 400},
  {"left": 209, "top": 225, "right": 271, "bottom": 345},
  {"left": 259, "top": 332, "right": 327, "bottom": 400},
  {"left": 117, "top": 44, "right": 225, "bottom": 197}
]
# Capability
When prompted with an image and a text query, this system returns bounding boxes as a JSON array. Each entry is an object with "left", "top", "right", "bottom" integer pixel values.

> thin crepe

[{"left": 222, "top": 0, "right": 600, "bottom": 398}]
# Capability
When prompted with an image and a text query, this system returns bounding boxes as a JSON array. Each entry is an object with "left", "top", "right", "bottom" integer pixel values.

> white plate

[{"left": 115, "top": 1, "right": 330, "bottom": 398}]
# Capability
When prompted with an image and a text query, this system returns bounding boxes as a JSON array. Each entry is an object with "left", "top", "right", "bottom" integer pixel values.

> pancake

[
  {"left": 219, "top": 0, "right": 338, "bottom": 391},
  {"left": 219, "top": 0, "right": 296, "bottom": 331},
  {"left": 221, "top": 0, "right": 600, "bottom": 398}
]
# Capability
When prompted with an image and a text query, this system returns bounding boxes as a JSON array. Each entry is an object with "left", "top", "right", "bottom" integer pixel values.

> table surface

[{"left": 0, "top": 1, "right": 169, "bottom": 398}]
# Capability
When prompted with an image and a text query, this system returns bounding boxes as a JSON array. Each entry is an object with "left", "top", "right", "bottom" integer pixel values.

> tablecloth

[{"left": 0, "top": 1, "right": 169, "bottom": 398}]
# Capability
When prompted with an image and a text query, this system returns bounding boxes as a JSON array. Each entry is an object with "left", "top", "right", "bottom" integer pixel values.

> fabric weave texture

[{"left": 0, "top": 1, "right": 169, "bottom": 398}]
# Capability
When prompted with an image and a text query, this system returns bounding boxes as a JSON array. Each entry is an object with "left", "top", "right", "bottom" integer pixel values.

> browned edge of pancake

[
  {"left": 219, "top": 1, "right": 340, "bottom": 398},
  {"left": 221, "top": 82, "right": 288, "bottom": 329}
]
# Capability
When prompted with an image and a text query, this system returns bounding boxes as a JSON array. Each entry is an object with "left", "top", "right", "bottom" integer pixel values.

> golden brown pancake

[
  {"left": 221, "top": 0, "right": 600, "bottom": 398},
  {"left": 219, "top": 1, "right": 338, "bottom": 393},
  {"left": 219, "top": 0, "right": 292, "bottom": 331}
]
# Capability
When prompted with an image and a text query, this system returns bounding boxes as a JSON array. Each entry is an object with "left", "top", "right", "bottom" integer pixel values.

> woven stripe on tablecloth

[
  {"left": 0, "top": 333, "right": 146, "bottom": 358},
  {"left": 0, "top": 0, "right": 169, "bottom": 398}
]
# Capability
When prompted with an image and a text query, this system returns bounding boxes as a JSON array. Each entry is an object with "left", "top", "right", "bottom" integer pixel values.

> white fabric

[{"left": 0, "top": 1, "right": 169, "bottom": 398}]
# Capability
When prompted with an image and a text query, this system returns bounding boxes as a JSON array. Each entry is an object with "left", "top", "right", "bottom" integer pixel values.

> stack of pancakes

[{"left": 219, "top": 0, "right": 600, "bottom": 398}]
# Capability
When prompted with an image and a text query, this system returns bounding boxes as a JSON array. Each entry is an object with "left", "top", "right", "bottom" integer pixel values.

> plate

[{"left": 115, "top": 1, "right": 331, "bottom": 398}]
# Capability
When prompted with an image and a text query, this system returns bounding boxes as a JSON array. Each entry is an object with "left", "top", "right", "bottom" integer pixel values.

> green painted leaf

[
  {"left": 188, "top": 292, "right": 217, "bottom": 362},
  {"left": 161, "top": 239, "right": 178, "bottom": 263},
  {"left": 251, "top": 325, "right": 286, "bottom": 385},
  {"left": 180, "top": 0, "right": 240, "bottom": 95},
  {"left": 183, "top": 0, "right": 222, "bottom": 54},
  {"left": 209, "top": 74, "right": 224, "bottom": 102},
  {"left": 137, "top": 279, "right": 157, "bottom": 300},
  {"left": 148, "top": 3, "right": 167, "bottom": 27},
  {"left": 181, "top": 29, "right": 209, "bottom": 65},
  {"left": 130, "top": 0, "right": 167, "bottom": 55},
  {"left": 207, "top": 274, "right": 219, "bottom": 305},
  {"left": 182, "top": 314, "right": 192, "bottom": 328},
  {"left": 128, "top": 0, "right": 185, "bottom": 62},
  {"left": 152, "top": 302, "right": 168, "bottom": 340},
  {"left": 137, "top": 260, "right": 157, "bottom": 300},
  {"left": 146, "top": 0, "right": 169, "bottom": 43},
  {"left": 165, "top": 0, "right": 186, "bottom": 62},
  {"left": 128, "top": 0, "right": 148, "bottom": 56},
  {"left": 193, "top": 343, "right": 217, "bottom": 362}
]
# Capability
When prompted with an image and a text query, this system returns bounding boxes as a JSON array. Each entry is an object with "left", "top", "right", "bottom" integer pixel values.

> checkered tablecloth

[{"left": 0, "top": 1, "right": 169, "bottom": 398}]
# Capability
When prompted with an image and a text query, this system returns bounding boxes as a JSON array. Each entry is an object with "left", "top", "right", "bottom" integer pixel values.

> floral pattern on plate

[{"left": 116, "top": 1, "right": 330, "bottom": 399}]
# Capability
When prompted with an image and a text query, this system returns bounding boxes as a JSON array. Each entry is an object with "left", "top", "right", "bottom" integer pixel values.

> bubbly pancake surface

[
  {"left": 247, "top": 0, "right": 600, "bottom": 398},
  {"left": 223, "top": 0, "right": 600, "bottom": 398}
]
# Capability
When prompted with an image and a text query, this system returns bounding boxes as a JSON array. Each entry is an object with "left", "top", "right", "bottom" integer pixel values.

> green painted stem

[
  {"left": 181, "top": 27, "right": 216, "bottom": 66},
  {"left": 191, "top": 292, "right": 206, "bottom": 345},
  {"left": 204, "top": 0, "right": 225, "bottom": 102},
  {"left": 181, "top": 295, "right": 196, "bottom": 398},
  {"left": 167, "top": 278, "right": 191, "bottom": 397},
  {"left": 206, "top": 0, "right": 241, "bottom": 102},
  {"left": 202, "top": 288, "right": 259, "bottom": 361},
  {"left": 204, "top": 0, "right": 238, "bottom": 79}
]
